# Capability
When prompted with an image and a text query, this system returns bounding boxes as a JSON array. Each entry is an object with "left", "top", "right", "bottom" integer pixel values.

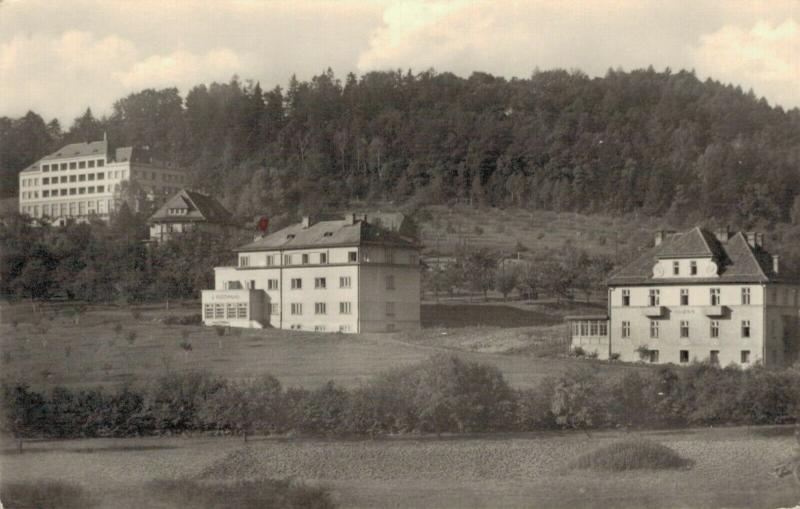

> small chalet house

[
  {"left": 148, "top": 189, "right": 237, "bottom": 243},
  {"left": 568, "top": 227, "right": 800, "bottom": 367},
  {"left": 201, "top": 214, "right": 421, "bottom": 333}
]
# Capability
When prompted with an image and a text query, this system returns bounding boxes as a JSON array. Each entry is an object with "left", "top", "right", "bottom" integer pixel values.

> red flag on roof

[{"left": 257, "top": 217, "right": 269, "bottom": 232}]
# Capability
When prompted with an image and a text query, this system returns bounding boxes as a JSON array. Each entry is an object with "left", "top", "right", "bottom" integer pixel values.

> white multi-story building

[
  {"left": 201, "top": 214, "right": 421, "bottom": 333},
  {"left": 18, "top": 139, "right": 188, "bottom": 224},
  {"left": 568, "top": 227, "right": 800, "bottom": 367}
]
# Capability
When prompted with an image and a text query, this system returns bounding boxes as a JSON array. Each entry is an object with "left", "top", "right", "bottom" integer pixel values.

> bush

[
  {"left": 609, "top": 352, "right": 621, "bottom": 361},
  {"left": 569, "top": 438, "right": 693, "bottom": 471},
  {"left": 148, "top": 479, "right": 335, "bottom": 509},
  {"left": 144, "top": 371, "right": 226, "bottom": 433},
  {"left": 571, "top": 346, "right": 585, "bottom": 358},
  {"left": 0, "top": 480, "right": 96, "bottom": 509},
  {"left": 289, "top": 381, "right": 351, "bottom": 435}
]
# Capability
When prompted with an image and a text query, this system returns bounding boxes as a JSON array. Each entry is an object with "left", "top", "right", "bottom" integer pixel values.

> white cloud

[
  {"left": 693, "top": 19, "right": 800, "bottom": 107},
  {"left": 116, "top": 49, "right": 250, "bottom": 89}
]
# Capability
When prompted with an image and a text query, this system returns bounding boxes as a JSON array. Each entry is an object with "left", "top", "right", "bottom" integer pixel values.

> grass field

[
  {"left": 0, "top": 300, "right": 641, "bottom": 391},
  {"left": 2, "top": 426, "right": 798, "bottom": 508},
  {"left": 417, "top": 205, "right": 664, "bottom": 258}
]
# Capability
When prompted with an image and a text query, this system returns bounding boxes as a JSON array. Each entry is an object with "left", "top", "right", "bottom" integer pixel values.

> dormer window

[
  {"left": 287, "top": 234, "right": 295, "bottom": 240},
  {"left": 672, "top": 261, "right": 679, "bottom": 276},
  {"left": 323, "top": 232, "right": 333, "bottom": 237},
  {"left": 690, "top": 261, "right": 697, "bottom": 275}
]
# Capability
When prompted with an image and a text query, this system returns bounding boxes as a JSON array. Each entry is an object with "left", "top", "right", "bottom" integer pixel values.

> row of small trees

[
  {"left": 423, "top": 246, "right": 614, "bottom": 303},
  {"left": 4, "top": 356, "right": 800, "bottom": 441}
]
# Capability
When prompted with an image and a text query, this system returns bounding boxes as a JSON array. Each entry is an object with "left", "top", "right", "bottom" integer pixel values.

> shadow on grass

[
  {"left": 568, "top": 438, "right": 694, "bottom": 472},
  {"left": 1, "top": 480, "right": 97, "bottom": 508},
  {"left": 148, "top": 478, "right": 335, "bottom": 509},
  {"left": 422, "top": 304, "right": 561, "bottom": 328}
]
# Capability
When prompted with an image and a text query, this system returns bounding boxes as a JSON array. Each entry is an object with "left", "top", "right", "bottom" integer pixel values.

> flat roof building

[
  {"left": 569, "top": 227, "right": 800, "bottom": 368},
  {"left": 201, "top": 214, "right": 422, "bottom": 333},
  {"left": 18, "top": 138, "right": 188, "bottom": 224}
]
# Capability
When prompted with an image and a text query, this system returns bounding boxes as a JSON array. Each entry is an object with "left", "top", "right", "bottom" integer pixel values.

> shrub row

[{"left": 3, "top": 356, "right": 800, "bottom": 439}]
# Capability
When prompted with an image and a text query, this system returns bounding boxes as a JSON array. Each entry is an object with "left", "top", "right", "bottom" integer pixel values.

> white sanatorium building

[
  {"left": 202, "top": 214, "right": 421, "bottom": 333},
  {"left": 569, "top": 227, "right": 800, "bottom": 367},
  {"left": 18, "top": 139, "right": 188, "bottom": 224}
]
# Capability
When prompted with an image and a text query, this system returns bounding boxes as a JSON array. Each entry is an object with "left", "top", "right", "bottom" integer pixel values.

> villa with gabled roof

[
  {"left": 201, "top": 214, "right": 421, "bottom": 333},
  {"left": 568, "top": 227, "right": 800, "bottom": 367},
  {"left": 147, "top": 189, "right": 238, "bottom": 242}
]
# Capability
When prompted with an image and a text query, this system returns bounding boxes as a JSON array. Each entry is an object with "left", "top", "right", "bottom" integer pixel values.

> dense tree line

[
  {"left": 2, "top": 67, "right": 799, "bottom": 227},
  {"left": 3, "top": 355, "right": 800, "bottom": 441},
  {"left": 0, "top": 211, "right": 238, "bottom": 302}
]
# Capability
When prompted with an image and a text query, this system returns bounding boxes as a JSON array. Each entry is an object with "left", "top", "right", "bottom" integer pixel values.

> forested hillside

[{"left": 2, "top": 67, "right": 799, "bottom": 226}]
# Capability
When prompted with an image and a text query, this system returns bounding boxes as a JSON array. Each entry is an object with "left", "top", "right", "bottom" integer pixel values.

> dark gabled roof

[
  {"left": 148, "top": 189, "right": 235, "bottom": 225},
  {"left": 607, "top": 228, "right": 786, "bottom": 286},
  {"left": 237, "top": 217, "right": 419, "bottom": 252}
]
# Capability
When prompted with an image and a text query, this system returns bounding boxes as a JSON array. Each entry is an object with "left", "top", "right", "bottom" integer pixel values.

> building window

[
  {"left": 710, "top": 350, "right": 720, "bottom": 365},
  {"left": 340, "top": 276, "right": 351, "bottom": 288},
  {"left": 61, "top": 163, "right": 67, "bottom": 170},
  {"left": 87, "top": 186, "right": 94, "bottom": 193},
  {"left": 291, "top": 303, "right": 302, "bottom": 315},
  {"left": 97, "top": 185, "right": 104, "bottom": 193},
  {"left": 284, "top": 254, "right": 291, "bottom": 265},
  {"left": 589, "top": 321, "right": 598, "bottom": 336},
  {"left": 599, "top": 322, "right": 608, "bottom": 336},
  {"left": 314, "top": 325, "right": 327, "bottom": 332},
  {"left": 741, "top": 350, "right": 751, "bottom": 364},
  {"left": 680, "top": 321, "right": 689, "bottom": 338},
  {"left": 741, "top": 287, "right": 751, "bottom": 305},
  {"left": 97, "top": 159, "right": 104, "bottom": 167},
  {"left": 302, "top": 254, "right": 309, "bottom": 265},
  {"left": 43, "top": 177, "right": 49, "bottom": 185},
  {"left": 315, "top": 302, "right": 327, "bottom": 315},
  {"left": 649, "top": 289, "right": 660, "bottom": 306},
  {"left": 79, "top": 161, "right": 86, "bottom": 169},
  {"left": 348, "top": 251, "right": 357, "bottom": 262},
  {"left": 214, "top": 304, "right": 224, "bottom": 319},
  {"left": 680, "top": 350, "right": 689, "bottom": 363},
  {"left": 69, "top": 162, "right": 77, "bottom": 169},
  {"left": 690, "top": 261, "right": 697, "bottom": 275},
  {"left": 650, "top": 320, "right": 659, "bottom": 339},
  {"left": 742, "top": 320, "right": 751, "bottom": 338},
  {"left": 710, "top": 320, "right": 720, "bottom": 338},
  {"left": 268, "top": 279, "right": 279, "bottom": 290},
  {"left": 315, "top": 277, "right": 327, "bottom": 289},
  {"left": 43, "top": 190, "right": 49, "bottom": 198},
  {"left": 88, "top": 160, "right": 95, "bottom": 168},
  {"left": 580, "top": 322, "right": 588, "bottom": 336},
  {"left": 680, "top": 289, "right": 689, "bottom": 306},
  {"left": 42, "top": 164, "right": 49, "bottom": 172},
  {"left": 385, "top": 275, "right": 395, "bottom": 290},
  {"left": 60, "top": 176, "right": 68, "bottom": 183},
  {"left": 672, "top": 261, "right": 679, "bottom": 275},
  {"left": 79, "top": 174, "right": 86, "bottom": 182},
  {"left": 237, "top": 303, "right": 247, "bottom": 319},
  {"left": 239, "top": 256, "right": 250, "bottom": 267},
  {"left": 710, "top": 288, "right": 721, "bottom": 306},
  {"left": 246, "top": 280, "right": 255, "bottom": 290},
  {"left": 648, "top": 350, "right": 659, "bottom": 363},
  {"left": 79, "top": 187, "right": 86, "bottom": 195},
  {"left": 320, "top": 253, "right": 327, "bottom": 264},
  {"left": 266, "top": 255, "right": 275, "bottom": 266},
  {"left": 386, "top": 302, "right": 395, "bottom": 317},
  {"left": 291, "top": 278, "right": 302, "bottom": 289},
  {"left": 622, "top": 321, "right": 630, "bottom": 338},
  {"left": 204, "top": 304, "right": 213, "bottom": 319},
  {"left": 271, "top": 303, "right": 280, "bottom": 315},
  {"left": 340, "top": 325, "right": 351, "bottom": 332},
  {"left": 88, "top": 173, "right": 95, "bottom": 181},
  {"left": 622, "top": 289, "right": 630, "bottom": 306},
  {"left": 340, "top": 302, "right": 352, "bottom": 314}
]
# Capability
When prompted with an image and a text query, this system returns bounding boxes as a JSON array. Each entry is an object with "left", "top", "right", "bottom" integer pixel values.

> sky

[{"left": 1, "top": 0, "right": 798, "bottom": 123}]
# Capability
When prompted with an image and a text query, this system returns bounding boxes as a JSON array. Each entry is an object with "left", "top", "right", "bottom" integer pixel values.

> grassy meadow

[
  {"left": 0, "top": 299, "right": 638, "bottom": 391},
  {"left": 417, "top": 205, "right": 663, "bottom": 257},
  {"left": 2, "top": 426, "right": 798, "bottom": 508}
]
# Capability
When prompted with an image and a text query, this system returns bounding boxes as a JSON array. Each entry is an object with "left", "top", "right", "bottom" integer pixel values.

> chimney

[
  {"left": 654, "top": 230, "right": 676, "bottom": 246},
  {"left": 714, "top": 226, "right": 730, "bottom": 243},
  {"left": 773, "top": 254, "right": 779, "bottom": 274},
  {"left": 301, "top": 216, "right": 310, "bottom": 229},
  {"left": 348, "top": 213, "right": 357, "bottom": 225}
]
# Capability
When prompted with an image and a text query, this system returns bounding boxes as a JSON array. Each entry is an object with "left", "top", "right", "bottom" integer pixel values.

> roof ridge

[{"left": 730, "top": 231, "right": 770, "bottom": 280}]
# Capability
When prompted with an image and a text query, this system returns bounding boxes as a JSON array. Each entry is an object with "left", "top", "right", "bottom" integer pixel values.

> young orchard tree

[
  {"left": 462, "top": 248, "right": 497, "bottom": 302},
  {"left": 494, "top": 268, "right": 518, "bottom": 301}
]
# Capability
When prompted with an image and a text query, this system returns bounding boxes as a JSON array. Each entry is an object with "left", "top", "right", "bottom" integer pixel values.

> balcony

[
  {"left": 703, "top": 305, "right": 727, "bottom": 317},
  {"left": 641, "top": 306, "right": 666, "bottom": 317}
]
